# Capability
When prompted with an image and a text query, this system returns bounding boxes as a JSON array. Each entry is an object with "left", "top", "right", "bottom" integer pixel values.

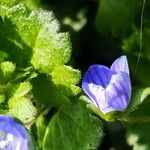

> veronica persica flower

[
  {"left": 0, "top": 115, "right": 33, "bottom": 150},
  {"left": 82, "top": 56, "right": 131, "bottom": 114}
]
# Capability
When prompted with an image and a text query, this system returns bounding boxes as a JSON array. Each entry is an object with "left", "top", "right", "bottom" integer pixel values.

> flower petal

[
  {"left": 82, "top": 72, "right": 131, "bottom": 114},
  {"left": 86, "top": 83, "right": 106, "bottom": 109},
  {"left": 0, "top": 115, "right": 28, "bottom": 150},
  {"left": 82, "top": 65, "right": 114, "bottom": 109},
  {"left": 104, "top": 72, "right": 131, "bottom": 113},
  {"left": 110, "top": 55, "right": 129, "bottom": 74},
  {"left": 82, "top": 65, "right": 113, "bottom": 88},
  {"left": 0, "top": 115, "right": 27, "bottom": 138},
  {"left": 82, "top": 56, "right": 131, "bottom": 114}
]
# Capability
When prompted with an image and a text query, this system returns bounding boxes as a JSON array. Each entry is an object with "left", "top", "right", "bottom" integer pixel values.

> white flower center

[{"left": 0, "top": 129, "right": 21, "bottom": 150}]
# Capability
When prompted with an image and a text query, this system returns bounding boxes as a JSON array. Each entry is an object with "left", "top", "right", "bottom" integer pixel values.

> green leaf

[
  {"left": 126, "top": 55, "right": 150, "bottom": 86},
  {"left": 95, "top": 0, "right": 141, "bottom": 37},
  {"left": 127, "top": 123, "right": 150, "bottom": 150},
  {"left": 30, "top": 9, "right": 72, "bottom": 73},
  {"left": 0, "top": 0, "right": 17, "bottom": 6},
  {"left": 0, "top": 4, "right": 34, "bottom": 67},
  {"left": 0, "top": 94, "right": 5, "bottom": 104},
  {"left": 123, "top": 28, "right": 150, "bottom": 61},
  {"left": 43, "top": 97, "right": 103, "bottom": 150},
  {"left": 8, "top": 82, "right": 37, "bottom": 124},
  {"left": 0, "top": 51, "right": 8, "bottom": 63},
  {"left": 125, "top": 87, "right": 150, "bottom": 114},
  {"left": 9, "top": 97, "right": 37, "bottom": 125},
  {"left": 0, "top": 0, "right": 40, "bottom": 10},
  {"left": 31, "top": 74, "right": 69, "bottom": 106},
  {"left": 51, "top": 65, "right": 81, "bottom": 96},
  {"left": 1, "top": 61, "right": 16, "bottom": 80},
  {"left": 36, "top": 114, "right": 47, "bottom": 149},
  {"left": 0, "top": 3, "right": 79, "bottom": 106},
  {"left": 124, "top": 92, "right": 150, "bottom": 150},
  {"left": 122, "top": 28, "right": 150, "bottom": 85},
  {"left": 22, "top": 0, "right": 41, "bottom": 10},
  {"left": 126, "top": 97, "right": 150, "bottom": 150},
  {"left": 31, "top": 66, "right": 80, "bottom": 106},
  {"left": 0, "top": 4, "right": 72, "bottom": 72}
]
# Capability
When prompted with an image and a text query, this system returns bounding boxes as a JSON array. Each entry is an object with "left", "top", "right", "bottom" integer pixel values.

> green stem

[
  {"left": 25, "top": 105, "right": 48, "bottom": 128},
  {"left": 119, "top": 116, "right": 150, "bottom": 123}
]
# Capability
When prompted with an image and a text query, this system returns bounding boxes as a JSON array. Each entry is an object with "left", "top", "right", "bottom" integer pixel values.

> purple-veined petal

[
  {"left": 82, "top": 65, "right": 113, "bottom": 88},
  {"left": 82, "top": 65, "right": 114, "bottom": 110},
  {"left": 83, "top": 82, "right": 120, "bottom": 114},
  {"left": 106, "top": 72, "right": 131, "bottom": 101},
  {"left": 104, "top": 72, "right": 131, "bottom": 113},
  {"left": 0, "top": 115, "right": 33, "bottom": 150},
  {"left": 103, "top": 93, "right": 128, "bottom": 113},
  {"left": 82, "top": 56, "right": 131, "bottom": 114},
  {"left": 83, "top": 72, "right": 131, "bottom": 114},
  {"left": 84, "top": 83, "right": 106, "bottom": 109},
  {"left": 0, "top": 115, "right": 27, "bottom": 138},
  {"left": 110, "top": 55, "right": 129, "bottom": 74}
]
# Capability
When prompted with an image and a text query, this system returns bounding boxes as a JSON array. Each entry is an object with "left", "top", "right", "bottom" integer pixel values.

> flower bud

[{"left": 82, "top": 56, "right": 131, "bottom": 114}]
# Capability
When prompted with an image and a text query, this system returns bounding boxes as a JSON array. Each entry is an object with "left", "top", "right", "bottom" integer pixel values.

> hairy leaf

[
  {"left": 8, "top": 82, "right": 37, "bottom": 124},
  {"left": 43, "top": 97, "right": 103, "bottom": 150},
  {"left": 126, "top": 87, "right": 150, "bottom": 114}
]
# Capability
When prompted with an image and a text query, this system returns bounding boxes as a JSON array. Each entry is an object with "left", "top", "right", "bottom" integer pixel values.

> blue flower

[
  {"left": 0, "top": 115, "right": 33, "bottom": 150},
  {"left": 82, "top": 56, "right": 131, "bottom": 114}
]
